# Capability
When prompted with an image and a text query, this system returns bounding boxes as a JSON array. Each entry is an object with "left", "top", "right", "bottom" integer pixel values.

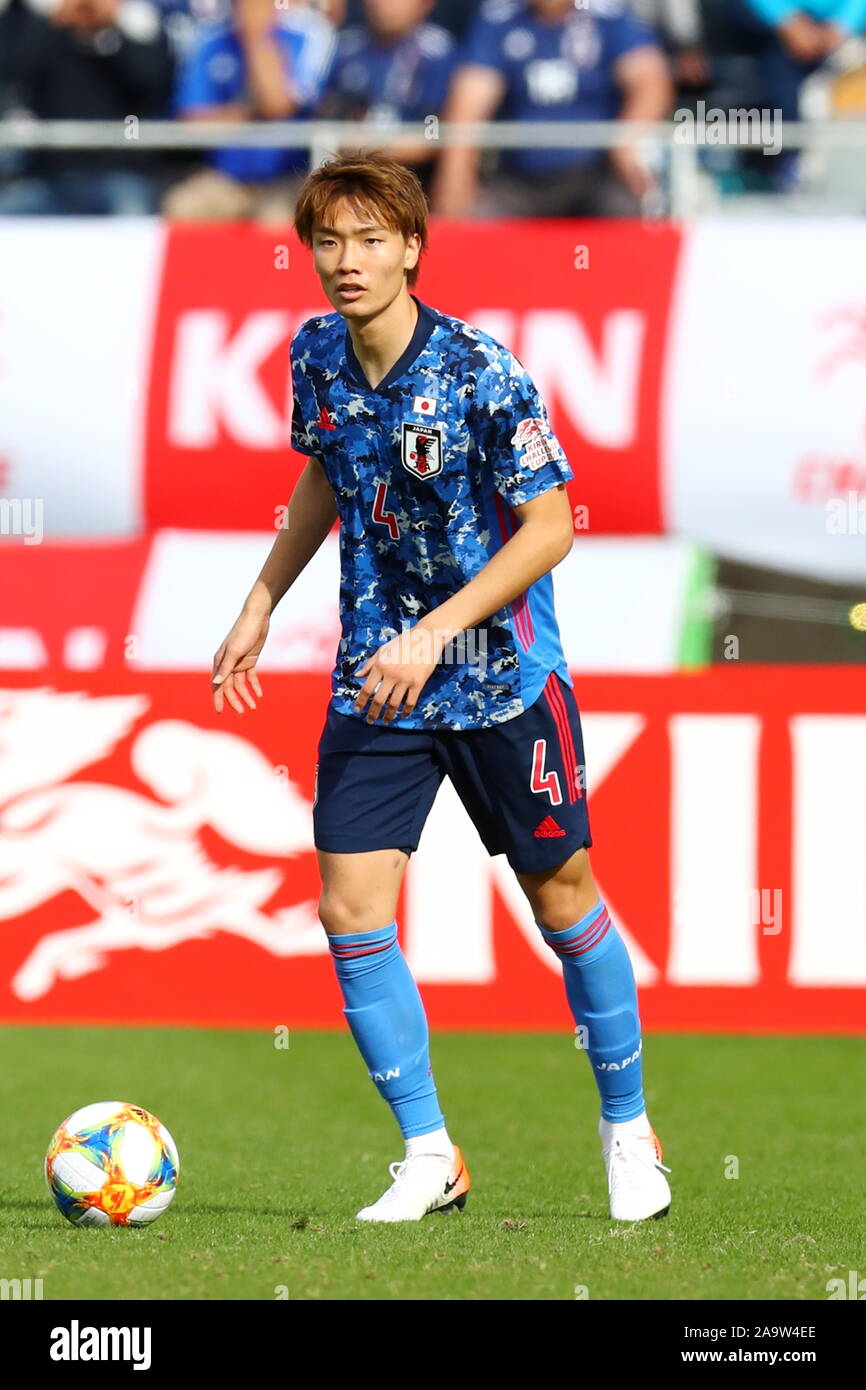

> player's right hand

[{"left": 211, "top": 609, "right": 269, "bottom": 715}]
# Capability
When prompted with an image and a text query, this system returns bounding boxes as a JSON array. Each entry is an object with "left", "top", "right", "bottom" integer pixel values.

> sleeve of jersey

[
  {"left": 174, "top": 38, "right": 217, "bottom": 114},
  {"left": 477, "top": 359, "right": 573, "bottom": 506},
  {"left": 290, "top": 337, "right": 315, "bottom": 456},
  {"left": 421, "top": 43, "right": 458, "bottom": 115},
  {"left": 604, "top": 7, "right": 665, "bottom": 63},
  {"left": 458, "top": 11, "right": 504, "bottom": 71}
]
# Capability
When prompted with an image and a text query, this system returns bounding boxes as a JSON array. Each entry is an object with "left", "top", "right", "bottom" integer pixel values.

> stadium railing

[{"left": 3, "top": 118, "right": 866, "bottom": 216}]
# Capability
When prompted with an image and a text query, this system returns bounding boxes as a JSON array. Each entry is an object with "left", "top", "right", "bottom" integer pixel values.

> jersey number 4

[
  {"left": 372, "top": 483, "right": 399, "bottom": 540},
  {"left": 530, "top": 739, "right": 562, "bottom": 805}
]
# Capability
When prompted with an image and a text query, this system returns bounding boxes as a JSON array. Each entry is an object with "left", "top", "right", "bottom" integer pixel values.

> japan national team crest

[{"left": 401, "top": 422, "right": 443, "bottom": 479}]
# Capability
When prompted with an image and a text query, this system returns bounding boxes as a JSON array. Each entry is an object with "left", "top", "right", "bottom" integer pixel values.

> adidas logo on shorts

[{"left": 534, "top": 815, "right": 566, "bottom": 838}]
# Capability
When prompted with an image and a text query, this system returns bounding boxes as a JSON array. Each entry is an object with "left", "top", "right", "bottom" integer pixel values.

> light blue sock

[
  {"left": 537, "top": 900, "right": 645, "bottom": 1122},
  {"left": 327, "top": 922, "right": 445, "bottom": 1139}
]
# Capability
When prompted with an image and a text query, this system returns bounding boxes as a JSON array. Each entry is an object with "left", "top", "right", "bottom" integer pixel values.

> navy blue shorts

[{"left": 312, "top": 671, "right": 592, "bottom": 875}]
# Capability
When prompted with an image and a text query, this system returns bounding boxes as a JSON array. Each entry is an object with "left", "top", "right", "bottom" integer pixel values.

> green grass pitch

[{"left": 1, "top": 1026, "right": 863, "bottom": 1301}]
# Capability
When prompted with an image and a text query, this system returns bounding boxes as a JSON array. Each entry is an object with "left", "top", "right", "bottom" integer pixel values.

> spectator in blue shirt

[
  {"left": 163, "top": 0, "right": 335, "bottom": 220},
  {"left": 341, "top": 0, "right": 482, "bottom": 39},
  {"left": 432, "top": 0, "right": 673, "bottom": 218},
  {"left": 318, "top": 0, "right": 457, "bottom": 187}
]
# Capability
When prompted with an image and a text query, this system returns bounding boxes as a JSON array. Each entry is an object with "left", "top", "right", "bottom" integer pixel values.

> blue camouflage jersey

[{"left": 290, "top": 295, "right": 574, "bottom": 731}]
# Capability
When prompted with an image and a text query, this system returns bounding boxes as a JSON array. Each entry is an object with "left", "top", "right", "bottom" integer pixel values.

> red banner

[
  {"left": 143, "top": 220, "right": 681, "bottom": 533},
  {"left": 5, "top": 218, "right": 865, "bottom": 581},
  {"left": 0, "top": 536, "right": 153, "bottom": 670},
  {"left": 1, "top": 667, "right": 863, "bottom": 1032}
]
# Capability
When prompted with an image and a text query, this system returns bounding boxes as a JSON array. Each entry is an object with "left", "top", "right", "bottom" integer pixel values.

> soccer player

[{"left": 211, "top": 152, "right": 672, "bottom": 1224}]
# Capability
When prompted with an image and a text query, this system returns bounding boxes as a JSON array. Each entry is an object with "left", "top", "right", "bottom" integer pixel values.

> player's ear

[{"left": 404, "top": 233, "right": 421, "bottom": 275}]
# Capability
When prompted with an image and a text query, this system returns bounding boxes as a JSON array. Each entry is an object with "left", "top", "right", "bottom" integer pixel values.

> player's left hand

[{"left": 354, "top": 626, "right": 443, "bottom": 725}]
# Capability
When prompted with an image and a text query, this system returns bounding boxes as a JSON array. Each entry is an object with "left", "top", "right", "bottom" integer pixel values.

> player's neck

[{"left": 346, "top": 290, "right": 419, "bottom": 391}]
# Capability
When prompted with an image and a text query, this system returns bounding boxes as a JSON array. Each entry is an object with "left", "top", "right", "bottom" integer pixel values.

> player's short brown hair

[{"left": 293, "top": 152, "right": 429, "bottom": 288}]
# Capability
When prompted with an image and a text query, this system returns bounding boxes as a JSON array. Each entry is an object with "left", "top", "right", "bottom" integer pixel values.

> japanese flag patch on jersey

[
  {"left": 511, "top": 417, "right": 558, "bottom": 471},
  {"left": 401, "top": 422, "right": 442, "bottom": 479}
]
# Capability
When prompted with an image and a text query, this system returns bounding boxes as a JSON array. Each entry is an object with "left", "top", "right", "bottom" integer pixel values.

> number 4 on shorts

[{"left": 530, "top": 738, "right": 562, "bottom": 805}]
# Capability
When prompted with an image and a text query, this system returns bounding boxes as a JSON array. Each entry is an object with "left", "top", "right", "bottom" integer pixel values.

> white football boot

[
  {"left": 356, "top": 1145, "right": 470, "bottom": 1222},
  {"left": 600, "top": 1121, "right": 672, "bottom": 1221}
]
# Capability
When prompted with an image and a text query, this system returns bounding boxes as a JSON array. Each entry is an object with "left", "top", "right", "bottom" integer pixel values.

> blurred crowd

[{"left": 1, "top": 0, "right": 865, "bottom": 217}]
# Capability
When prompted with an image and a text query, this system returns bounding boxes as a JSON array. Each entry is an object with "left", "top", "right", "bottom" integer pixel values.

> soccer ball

[{"left": 44, "top": 1101, "right": 180, "bottom": 1228}]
